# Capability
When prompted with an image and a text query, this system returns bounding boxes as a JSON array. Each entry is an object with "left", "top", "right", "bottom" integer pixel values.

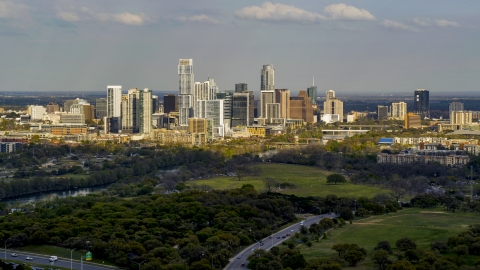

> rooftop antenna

[{"left": 313, "top": 76, "right": 315, "bottom": 86}]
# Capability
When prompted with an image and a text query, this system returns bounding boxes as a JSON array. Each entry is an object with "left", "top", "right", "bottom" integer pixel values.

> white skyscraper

[
  {"left": 391, "top": 102, "right": 407, "bottom": 120},
  {"left": 208, "top": 78, "right": 219, "bottom": 100},
  {"left": 194, "top": 81, "right": 210, "bottom": 106},
  {"left": 178, "top": 59, "right": 194, "bottom": 126},
  {"left": 261, "top": 64, "right": 275, "bottom": 91},
  {"left": 107, "top": 85, "right": 122, "bottom": 117}
]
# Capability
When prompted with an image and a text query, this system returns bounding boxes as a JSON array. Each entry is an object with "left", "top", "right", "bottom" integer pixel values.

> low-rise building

[{"left": 377, "top": 150, "right": 469, "bottom": 166}]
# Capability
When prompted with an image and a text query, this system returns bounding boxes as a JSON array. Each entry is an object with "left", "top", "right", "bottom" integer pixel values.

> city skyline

[{"left": 0, "top": 1, "right": 479, "bottom": 93}]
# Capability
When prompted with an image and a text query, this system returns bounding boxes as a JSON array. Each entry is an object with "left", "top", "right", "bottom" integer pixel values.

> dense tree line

[
  {"left": 0, "top": 186, "right": 299, "bottom": 269},
  {"left": 0, "top": 145, "right": 231, "bottom": 199}
]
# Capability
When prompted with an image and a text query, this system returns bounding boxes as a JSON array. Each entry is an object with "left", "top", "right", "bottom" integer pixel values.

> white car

[
  {"left": 25, "top": 256, "right": 33, "bottom": 260},
  {"left": 49, "top": 256, "right": 58, "bottom": 262},
  {"left": 11, "top": 253, "right": 17, "bottom": 257}
]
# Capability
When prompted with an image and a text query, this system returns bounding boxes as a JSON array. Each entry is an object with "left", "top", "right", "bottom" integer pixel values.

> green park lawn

[
  {"left": 295, "top": 207, "right": 480, "bottom": 269},
  {"left": 189, "top": 163, "right": 387, "bottom": 198}
]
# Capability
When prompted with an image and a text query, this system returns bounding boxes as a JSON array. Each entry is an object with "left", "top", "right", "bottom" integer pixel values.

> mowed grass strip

[
  {"left": 295, "top": 207, "right": 480, "bottom": 269},
  {"left": 189, "top": 163, "right": 387, "bottom": 198}
]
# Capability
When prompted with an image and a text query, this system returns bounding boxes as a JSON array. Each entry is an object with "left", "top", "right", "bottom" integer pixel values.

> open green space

[
  {"left": 15, "top": 245, "right": 114, "bottom": 266},
  {"left": 189, "top": 164, "right": 387, "bottom": 198},
  {"left": 295, "top": 207, "right": 480, "bottom": 269}
]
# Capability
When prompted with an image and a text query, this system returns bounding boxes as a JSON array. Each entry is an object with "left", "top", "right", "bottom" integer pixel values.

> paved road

[
  {"left": 4, "top": 250, "right": 117, "bottom": 270},
  {"left": 225, "top": 214, "right": 336, "bottom": 270}
]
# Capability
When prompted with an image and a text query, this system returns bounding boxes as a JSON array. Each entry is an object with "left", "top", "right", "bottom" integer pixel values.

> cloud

[
  {"left": 234, "top": 2, "right": 326, "bottom": 24},
  {"left": 380, "top": 20, "right": 419, "bottom": 32},
  {"left": 412, "top": 18, "right": 460, "bottom": 28},
  {"left": 56, "top": 6, "right": 151, "bottom": 26},
  {"left": 177, "top": 14, "right": 220, "bottom": 24},
  {"left": 97, "top": 12, "right": 150, "bottom": 26},
  {"left": 412, "top": 18, "right": 431, "bottom": 27},
  {"left": 324, "top": 3, "right": 375, "bottom": 21},
  {"left": 56, "top": 11, "right": 80, "bottom": 22},
  {"left": 0, "top": 0, "right": 31, "bottom": 19},
  {"left": 435, "top": 19, "right": 460, "bottom": 27}
]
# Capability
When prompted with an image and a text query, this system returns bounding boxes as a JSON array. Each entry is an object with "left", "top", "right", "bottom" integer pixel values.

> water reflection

[{"left": 1, "top": 185, "right": 108, "bottom": 205}]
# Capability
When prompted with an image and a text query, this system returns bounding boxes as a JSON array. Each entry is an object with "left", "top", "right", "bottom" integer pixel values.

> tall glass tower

[
  {"left": 261, "top": 64, "right": 275, "bottom": 91},
  {"left": 178, "top": 59, "right": 194, "bottom": 126},
  {"left": 413, "top": 89, "right": 430, "bottom": 119}
]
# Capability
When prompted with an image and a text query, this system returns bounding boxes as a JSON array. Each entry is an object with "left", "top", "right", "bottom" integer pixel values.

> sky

[{"left": 0, "top": 0, "right": 479, "bottom": 96}]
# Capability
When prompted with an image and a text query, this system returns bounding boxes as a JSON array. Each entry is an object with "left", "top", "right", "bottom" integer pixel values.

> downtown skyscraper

[
  {"left": 261, "top": 64, "right": 275, "bottom": 91},
  {"left": 107, "top": 85, "right": 122, "bottom": 118},
  {"left": 178, "top": 59, "right": 194, "bottom": 126},
  {"left": 413, "top": 89, "right": 430, "bottom": 119}
]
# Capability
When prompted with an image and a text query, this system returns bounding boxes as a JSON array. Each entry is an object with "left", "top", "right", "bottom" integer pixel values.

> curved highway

[
  {"left": 225, "top": 213, "right": 336, "bottom": 269},
  {"left": 5, "top": 250, "right": 117, "bottom": 270}
]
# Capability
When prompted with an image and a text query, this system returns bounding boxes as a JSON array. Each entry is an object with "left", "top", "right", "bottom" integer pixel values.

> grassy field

[
  {"left": 15, "top": 245, "right": 115, "bottom": 266},
  {"left": 189, "top": 163, "right": 387, "bottom": 198},
  {"left": 295, "top": 207, "right": 480, "bottom": 269}
]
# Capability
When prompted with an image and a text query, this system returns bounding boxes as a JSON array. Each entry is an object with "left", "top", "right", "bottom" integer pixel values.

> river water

[
  {"left": 1, "top": 150, "right": 280, "bottom": 205},
  {"left": 1, "top": 185, "right": 109, "bottom": 205}
]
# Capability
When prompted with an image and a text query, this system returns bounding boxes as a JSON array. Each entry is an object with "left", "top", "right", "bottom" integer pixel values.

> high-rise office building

[
  {"left": 275, "top": 89, "right": 290, "bottom": 119},
  {"left": 450, "top": 111, "right": 472, "bottom": 125},
  {"left": 391, "top": 102, "right": 407, "bottom": 120},
  {"left": 194, "top": 81, "right": 210, "bottom": 105},
  {"left": 152, "top": 95, "right": 159, "bottom": 114},
  {"left": 209, "top": 78, "right": 219, "bottom": 100},
  {"left": 46, "top": 102, "right": 59, "bottom": 114},
  {"left": 63, "top": 99, "right": 78, "bottom": 113},
  {"left": 260, "top": 90, "right": 275, "bottom": 118},
  {"left": 216, "top": 91, "right": 233, "bottom": 131},
  {"left": 232, "top": 91, "right": 254, "bottom": 127},
  {"left": 121, "top": 88, "right": 152, "bottom": 134},
  {"left": 139, "top": 88, "right": 152, "bottom": 134},
  {"left": 326, "top": 90, "right": 335, "bottom": 100},
  {"left": 261, "top": 64, "right": 275, "bottom": 91},
  {"left": 28, "top": 105, "right": 46, "bottom": 120},
  {"left": 377, "top": 106, "right": 390, "bottom": 120},
  {"left": 178, "top": 59, "right": 194, "bottom": 126},
  {"left": 290, "top": 90, "right": 314, "bottom": 123},
  {"left": 323, "top": 90, "right": 343, "bottom": 122},
  {"left": 163, "top": 95, "right": 178, "bottom": 114},
  {"left": 307, "top": 79, "right": 317, "bottom": 105},
  {"left": 235, "top": 83, "right": 248, "bottom": 93},
  {"left": 266, "top": 103, "right": 281, "bottom": 120},
  {"left": 197, "top": 100, "right": 224, "bottom": 137},
  {"left": 107, "top": 85, "right": 122, "bottom": 117},
  {"left": 413, "top": 89, "right": 429, "bottom": 119},
  {"left": 449, "top": 102, "right": 464, "bottom": 116},
  {"left": 95, "top": 98, "right": 107, "bottom": 120}
]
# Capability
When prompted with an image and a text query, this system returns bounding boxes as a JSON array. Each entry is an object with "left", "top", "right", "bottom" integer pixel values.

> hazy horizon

[{"left": 1, "top": 1, "right": 479, "bottom": 93}]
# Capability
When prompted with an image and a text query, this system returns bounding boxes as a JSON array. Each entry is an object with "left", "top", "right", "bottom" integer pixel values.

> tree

[
  {"left": 344, "top": 249, "right": 365, "bottom": 266},
  {"left": 30, "top": 230, "right": 49, "bottom": 244},
  {"left": 326, "top": 174, "right": 346, "bottom": 185},
  {"left": 371, "top": 250, "right": 392, "bottom": 270},
  {"left": 405, "top": 250, "right": 419, "bottom": 263},
  {"left": 387, "top": 260, "right": 415, "bottom": 270},
  {"left": 338, "top": 206, "right": 354, "bottom": 220},
  {"left": 396, "top": 237, "right": 417, "bottom": 251},
  {"left": 263, "top": 177, "right": 278, "bottom": 192},
  {"left": 433, "top": 260, "right": 459, "bottom": 270},
  {"left": 453, "top": 245, "right": 469, "bottom": 256},
  {"left": 374, "top": 241, "right": 392, "bottom": 254}
]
